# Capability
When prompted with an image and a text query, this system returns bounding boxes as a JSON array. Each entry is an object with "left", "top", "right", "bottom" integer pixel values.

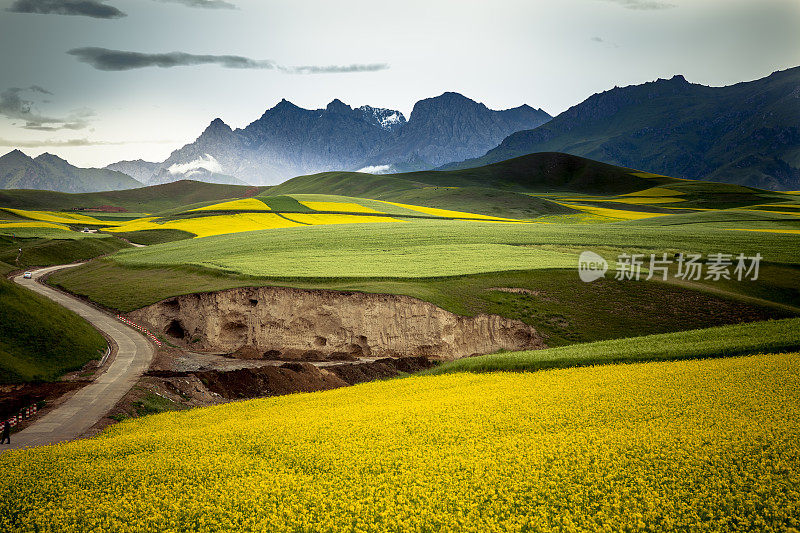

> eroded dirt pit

[{"left": 129, "top": 285, "right": 546, "bottom": 361}]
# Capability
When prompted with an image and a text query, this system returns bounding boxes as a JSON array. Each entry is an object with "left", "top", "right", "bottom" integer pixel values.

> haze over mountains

[
  {"left": 108, "top": 93, "right": 551, "bottom": 186},
  {"left": 447, "top": 67, "right": 800, "bottom": 190}
]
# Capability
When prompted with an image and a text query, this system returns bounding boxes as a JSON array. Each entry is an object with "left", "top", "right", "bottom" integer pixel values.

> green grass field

[
  {"left": 0, "top": 231, "right": 129, "bottom": 275},
  {"left": 0, "top": 181, "right": 268, "bottom": 213},
  {"left": 427, "top": 318, "right": 800, "bottom": 374},
  {"left": 0, "top": 277, "right": 107, "bottom": 382}
]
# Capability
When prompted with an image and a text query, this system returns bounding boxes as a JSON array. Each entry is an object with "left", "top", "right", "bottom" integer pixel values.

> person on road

[{"left": 0, "top": 420, "right": 10, "bottom": 445}]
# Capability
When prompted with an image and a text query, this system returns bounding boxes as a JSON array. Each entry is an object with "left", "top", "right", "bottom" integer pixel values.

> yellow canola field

[
  {"left": 281, "top": 213, "right": 402, "bottom": 226},
  {"left": 191, "top": 198, "right": 271, "bottom": 211},
  {"left": 107, "top": 214, "right": 303, "bottom": 238},
  {"left": 2, "top": 208, "right": 110, "bottom": 225},
  {"left": 630, "top": 171, "right": 690, "bottom": 181},
  {"left": 374, "top": 200, "right": 522, "bottom": 221},
  {"left": 298, "top": 201, "right": 384, "bottom": 214},
  {"left": 558, "top": 197, "right": 684, "bottom": 205},
  {"left": 1, "top": 353, "right": 798, "bottom": 533},
  {"left": 556, "top": 202, "right": 668, "bottom": 220},
  {"left": 0, "top": 221, "right": 71, "bottom": 230},
  {"left": 622, "top": 187, "right": 685, "bottom": 197}
]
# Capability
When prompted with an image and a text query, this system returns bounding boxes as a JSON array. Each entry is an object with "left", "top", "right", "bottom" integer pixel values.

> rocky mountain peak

[
  {"left": 34, "top": 152, "right": 69, "bottom": 164},
  {"left": 325, "top": 99, "right": 352, "bottom": 114},
  {"left": 2, "top": 149, "right": 30, "bottom": 161}
]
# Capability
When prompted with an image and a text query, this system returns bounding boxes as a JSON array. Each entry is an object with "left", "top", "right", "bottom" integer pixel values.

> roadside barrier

[
  {"left": 4, "top": 403, "right": 38, "bottom": 429},
  {"left": 115, "top": 315, "right": 163, "bottom": 347}
]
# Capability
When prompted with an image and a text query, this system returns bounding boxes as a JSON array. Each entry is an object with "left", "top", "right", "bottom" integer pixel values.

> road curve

[{"left": 6, "top": 265, "right": 154, "bottom": 450}]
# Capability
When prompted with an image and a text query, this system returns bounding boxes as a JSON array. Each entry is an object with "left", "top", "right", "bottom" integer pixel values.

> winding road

[{"left": 6, "top": 265, "right": 153, "bottom": 450}]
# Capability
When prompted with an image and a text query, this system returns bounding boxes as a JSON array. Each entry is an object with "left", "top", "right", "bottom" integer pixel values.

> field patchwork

[{"left": 191, "top": 198, "right": 271, "bottom": 212}]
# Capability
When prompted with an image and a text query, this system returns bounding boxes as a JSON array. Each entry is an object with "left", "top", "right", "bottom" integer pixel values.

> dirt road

[{"left": 5, "top": 265, "right": 153, "bottom": 450}]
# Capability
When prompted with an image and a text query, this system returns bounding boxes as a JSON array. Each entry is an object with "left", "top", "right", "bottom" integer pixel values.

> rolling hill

[
  {"left": 0, "top": 150, "right": 142, "bottom": 193},
  {"left": 445, "top": 67, "right": 800, "bottom": 191},
  {"left": 0, "top": 180, "right": 269, "bottom": 213},
  {"left": 272, "top": 152, "right": 679, "bottom": 197}
]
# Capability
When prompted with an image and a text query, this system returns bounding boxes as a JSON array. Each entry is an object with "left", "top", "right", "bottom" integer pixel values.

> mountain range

[
  {"left": 3, "top": 68, "right": 799, "bottom": 193},
  {"left": 444, "top": 66, "right": 800, "bottom": 190},
  {"left": 0, "top": 150, "right": 142, "bottom": 193},
  {"left": 109, "top": 93, "right": 551, "bottom": 186}
]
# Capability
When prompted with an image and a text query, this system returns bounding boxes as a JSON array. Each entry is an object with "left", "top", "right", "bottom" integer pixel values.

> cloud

[
  {"left": 356, "top": 164, "right": 394, "bottom": 174},
  {"left": 155, "top": 0, "right": 236, "bottom": 9},
  {"left": 0, "top": 86, "right": 94, "bottom": 131},
  {"left": 67, "top": 47, "right": 390, "bottom": 74},
  {"left": 6, "top": 0, "right": 126, "bottom": 19},
  {"left": 600, "top": 0, "right": 676, "bottom": 10},
  {"left": 281, "top": 64, "right": 390, "bottom": 74},
  {"left": 68, "top": 48, "right": 276, "bottom": 71},
  {"left": 168, "top": 154, "right": 223, "bottom": 176},
  {"left": 590, "top": 36, "right": 620, "bottom": 48}
]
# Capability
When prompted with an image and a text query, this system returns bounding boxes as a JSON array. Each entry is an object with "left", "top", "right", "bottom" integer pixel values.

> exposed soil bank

[
  {"left": 130, "top": 286, "right": 545, "bottom": 360},
  {"left": 144, "top": 357, "right": 435, "bottom": 403}
]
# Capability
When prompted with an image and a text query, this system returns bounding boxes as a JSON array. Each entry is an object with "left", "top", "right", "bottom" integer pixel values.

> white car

[{"left": 23, "top": 271, "right": 32, "bottom": 279}]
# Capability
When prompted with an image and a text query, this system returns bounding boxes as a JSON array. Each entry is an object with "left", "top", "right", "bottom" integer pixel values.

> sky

[{"left": 0, "top": 0, "right": 798, "bottom": 168}]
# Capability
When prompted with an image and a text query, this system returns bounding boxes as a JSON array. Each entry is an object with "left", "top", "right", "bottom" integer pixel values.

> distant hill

[
  {"left": 104, "top": 159, "right": 160, "bottom": 184},
  {"left": 0, "top": 180, "right": 269, "bottom": 213},
  {"left": 444, "top": 67, "right": 800, "bottom": 190},
  {"left": 274, "top": 152, "right": 677, "bottom": 196},
  {"left": 0, "top": 150, "right": 142, "bottom": 193},
  {"left": 268, "top": 152, "right": 679, "bottom": 218},
  {"left": 109, "top": 93, "right": 550, "bottom": 186}
]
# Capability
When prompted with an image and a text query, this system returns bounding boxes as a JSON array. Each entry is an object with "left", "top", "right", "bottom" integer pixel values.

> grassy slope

[
  {"left": 427, "top": 318, "right": 800, "bottom": 374},
  {"left": 50, "top": 261, "right": 794, "bottom": 346},
  {"left": 0, "top": 277, "right": 106, "bottom": 383},
  {"left": 101, "top": 219, "right": 800, "bottom": 277},
  {"left": 0, "top": 180, "right": 268, "bottom": 214},
  {"left": 0, "top": 227, "right": 124, "bottom": 382},
  {"left": 111, "top": 229, "right": 196, "bottom": 245},
  {"left": 273, "top": 153, "right": 678, "bottom": 196},
  {"left": 0, "top": 232, "right": 129, "bottom": 275},
  {"left": 266, "top": 153, "right": 684, "bottom": 218}
]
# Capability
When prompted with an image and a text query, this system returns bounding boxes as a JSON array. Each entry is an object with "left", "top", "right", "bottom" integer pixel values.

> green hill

[
  {"left": 268, "top": 152, "right": 685, "bottom": 217},
  {"left": 0, "top": 180, "right": 269, "bottom": 214},
  {"left": 0, "top": 276, "right": 106, "bottom": 383},
  {"left": 445, "top": 67, "right": 800, "bottom": 190}
]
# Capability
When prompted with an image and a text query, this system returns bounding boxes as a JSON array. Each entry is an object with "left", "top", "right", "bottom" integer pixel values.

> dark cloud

[
  {"left": 155, "top": 0, "right": 236, "bottom": 9},
  {"left": 602, "top": 0, "right": 676, "bottom": 10},
  {"left": 67, "top": 47, "right": 390, "bottom": 74},
  {"left": 6, "top": 0, "right": 126, "bottom": 19},
  {"left": 68, "top": 48, "right": 276, "bottom": 71},
  {"left": 0, "top": 86, "right": 93, "bottom": 131}
]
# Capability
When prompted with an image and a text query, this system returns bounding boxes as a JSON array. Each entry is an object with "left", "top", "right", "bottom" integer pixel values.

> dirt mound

[
  {"left": 195, "top": 363, "right": 347, "bottom": 399},
  {"left": 130, "top": 286, "right": 545, "bottom": 361},
  {"left": 146, "top": 357, "right": 437, "bottom": 402},
  {"left": 329, "top": 357, "right": 433, "bottom": 385}
]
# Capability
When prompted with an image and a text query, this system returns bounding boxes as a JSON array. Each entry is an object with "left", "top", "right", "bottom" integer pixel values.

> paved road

[{"left": 5, "top": 265, "right": 154, "bottom": 450}]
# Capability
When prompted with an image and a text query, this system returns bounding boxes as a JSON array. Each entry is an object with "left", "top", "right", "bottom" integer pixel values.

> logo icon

[{"left": 579, "top": 251, "right": 608, "bottom": 283}]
